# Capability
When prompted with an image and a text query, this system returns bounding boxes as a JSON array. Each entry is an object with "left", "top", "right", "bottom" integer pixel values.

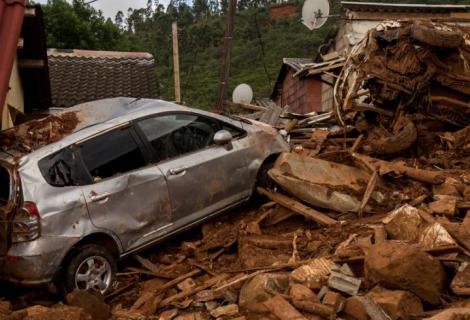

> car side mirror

[{"left": 214, "top": 130, "right": 233, "bottom": 145}]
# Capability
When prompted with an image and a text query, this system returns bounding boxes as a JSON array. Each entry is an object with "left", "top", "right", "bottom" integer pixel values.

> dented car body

[{"left": 0, "top": 97, "right": 288, "bottom": 292}]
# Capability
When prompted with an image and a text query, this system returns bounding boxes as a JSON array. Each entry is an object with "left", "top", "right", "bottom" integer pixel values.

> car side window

[
  {"left": 78, "top": 127, "right": 146, "bottom": 182},
  {"left": 137, "top": 114, "right": 219, "bottom": 163}
]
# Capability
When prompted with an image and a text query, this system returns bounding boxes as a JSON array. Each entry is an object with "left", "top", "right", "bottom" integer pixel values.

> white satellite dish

[
  {"left": 302, "top": 0, "right": 330, "bottom": 30},
  {"left": 232, "top": 84, "right": 253, "bottom": 104}
]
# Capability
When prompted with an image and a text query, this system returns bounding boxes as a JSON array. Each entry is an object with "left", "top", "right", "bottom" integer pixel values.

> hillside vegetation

[{"left": 40, "top": 0, "right": 470, "bottom": 109}]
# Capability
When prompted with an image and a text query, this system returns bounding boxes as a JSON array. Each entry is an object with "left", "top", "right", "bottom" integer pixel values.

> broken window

[
  {"left": 39, "top": 147, "right": 89, "bottom": 187},
  {"left": 137, "top": 113, "right": 221, "bottom": 163},
  {"left": 79, "top": 127, "right": 146, "bottom": 182}
]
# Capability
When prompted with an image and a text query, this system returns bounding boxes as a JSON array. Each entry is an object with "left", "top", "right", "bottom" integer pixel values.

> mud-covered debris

[
  {"left": 451, "top": 263, "right": 470, "bottom": 296},
  {"left": 367, "top": 287, "right": 423, "bottom": 320},
  {"left": 365, "top": 241, "right": 446, "bottom": 305}
]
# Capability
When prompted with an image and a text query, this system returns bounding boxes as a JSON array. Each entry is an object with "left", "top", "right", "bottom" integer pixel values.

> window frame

[
  {"left": 73, "top": 123, "right": 153, "bottom": 185},
  {"left": 132, "top": 111, "right": 247, "bottom": 165}
]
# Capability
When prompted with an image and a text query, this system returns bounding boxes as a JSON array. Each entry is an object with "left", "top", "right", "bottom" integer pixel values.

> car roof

[{"left": 0, "top": 97, "right": 215, "bottom": 162}]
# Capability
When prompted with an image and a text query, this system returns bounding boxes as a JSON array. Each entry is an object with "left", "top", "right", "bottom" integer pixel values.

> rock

[
  {"left": 290, "top": 258, "right": 332, "bottom": 290},
  {"left": 322, "top": 291, "right": 345, "bottom": 313},
  {"left": 383, "top": 205, "right": 425, "bottom": 241},
  {"left": 263, "top": 295, "right": 307, "bottom": 320},
  {"left": 238, "top": 273, "right": 289, "bottom": 313},
  {"left": 367, "top": 287, "right": 423, "bottom": 320},
  {"left": 419, "top": 222, "right": 456, "bottom": 249},
  {"left": 451, "top": 263, "right": 470, "bottom": 296},
  {"left": 66, "top": 289, "right": 110, "bottom": 320},
  {"left": 364, "top": 241, "right": 446, "bottom": 305},
  {"left": 425, "top": 308, "right": 470, "bottom": 320},
  {"left": 209, "top": 304, "right": 239, "bottom": 318},
  {"left": 289, "top": 283, "right": 319, "bottom": 302},
  {"left": 23, "top": 305, "right": 92, "bottom": 320},
  {"left": 343, "top": 296, "right": 369, "bottom": 320}
]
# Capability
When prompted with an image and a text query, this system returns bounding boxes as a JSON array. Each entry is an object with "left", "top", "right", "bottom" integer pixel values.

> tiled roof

[{"left": 47, "top": 49, "right": 157, "bottom": 108}]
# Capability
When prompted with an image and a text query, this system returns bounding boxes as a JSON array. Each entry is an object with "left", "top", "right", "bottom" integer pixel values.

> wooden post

[
  {"left": 172, "top": 21, "right": 181, "bottom": 103},
  {"left": 216, "top": 0, "right": 237, "bottom": 111}
]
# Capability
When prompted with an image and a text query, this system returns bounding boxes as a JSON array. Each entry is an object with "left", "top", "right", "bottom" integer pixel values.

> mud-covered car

[{"left": 0, "top": 98, "right": 289, "bottom": 294}]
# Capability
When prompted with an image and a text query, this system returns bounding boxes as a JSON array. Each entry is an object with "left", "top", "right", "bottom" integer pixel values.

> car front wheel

[{"left": 63, "top": 244, "right": 116, "bottom": 295}]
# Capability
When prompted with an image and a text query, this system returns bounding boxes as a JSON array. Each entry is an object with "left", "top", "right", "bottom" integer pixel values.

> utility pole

[
  {"left": 172, "top": 21, "right": 181, "bottom": 103},
  {"left": 216, "top": 0, "right": 237, "bottom": 112}
]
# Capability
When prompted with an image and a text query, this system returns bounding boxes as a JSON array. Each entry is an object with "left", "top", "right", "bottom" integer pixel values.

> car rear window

[
  {"left": 0, "top": 166, "right": 10, "bottom": 204},
  {"left": 39, "top": 147, "right": 90, "bottom": 187}
]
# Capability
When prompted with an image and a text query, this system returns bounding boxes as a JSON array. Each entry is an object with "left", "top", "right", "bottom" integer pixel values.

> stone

[
  {"left": 289, "top": 283, "right": 319, "bottom": 303},
  {"left": 66, "top": 289, "right": 110, "bottom": 320},
  {"left": 343, "top": 296, "right": 369, "bottom": 320},
  {"left": 451, "top": 263, "right": 470, "bottom": 296},
  {"left": 238, "top": 273, "right": 289, "bottom": 313},
  {"left": 364, "top": 241, "right": 446, "bottom": 305},
  {"left": 263, "top": 295, "right": 307, "bottom": 320},
  {"left": 382, "top": 205, "right": 425, "bottom": 242},
  {"left": 367, "top": 287, "right": 423, "bottom": 320},
  {"left": 209, "top": 304, "right": 239, "bottom": 318},
  {"left": 322, "top": 291, "right": 345, "bottom": 313}
]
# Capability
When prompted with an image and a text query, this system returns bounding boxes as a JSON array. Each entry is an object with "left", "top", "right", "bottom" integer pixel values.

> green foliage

[{"left": 40, "top": 0, "right": 470, "bottom": 109}]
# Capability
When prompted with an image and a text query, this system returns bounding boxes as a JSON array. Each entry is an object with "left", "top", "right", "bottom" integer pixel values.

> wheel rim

[{"left": 75, "top": 256, "right": 112, "bottom": 294}]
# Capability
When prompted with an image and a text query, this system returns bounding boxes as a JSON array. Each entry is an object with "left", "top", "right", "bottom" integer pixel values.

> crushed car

[{"left": 0, "top": 97, "right": 289, "bottom": 294}]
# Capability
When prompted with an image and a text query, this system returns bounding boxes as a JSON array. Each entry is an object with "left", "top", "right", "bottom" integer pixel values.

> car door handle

[
  {"left": 168, "top": 167, "right": 188, "bottom": 176},
  {"left": 90, "top": 192, "right": 111, "bottom": 202}
]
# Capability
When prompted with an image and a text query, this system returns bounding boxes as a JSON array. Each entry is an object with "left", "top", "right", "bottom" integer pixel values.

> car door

[
  {"left": 78, "top": 125, "right": 172, "bottom": 251},
  {"left": 135, "top": 113, "right": 251, "bottom": 224}
]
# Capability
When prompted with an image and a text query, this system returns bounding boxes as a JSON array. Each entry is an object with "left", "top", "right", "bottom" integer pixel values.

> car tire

[{"left": 63, "top": 244, "right": 117, "bottom": 295}]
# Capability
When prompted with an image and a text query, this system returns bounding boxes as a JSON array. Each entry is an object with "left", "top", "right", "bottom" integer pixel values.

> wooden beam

[
  {"left": 257, "top": 187, "right": 337, "bottom": 226},
  {"left": 224, "top": 100, "right": 267, "bottom": 112},
  {"left": 172, "top": 22, "right": 181, "bottom": 103},
  {"left": 18, "top": 59, "right": 45, "bottom": 69}
]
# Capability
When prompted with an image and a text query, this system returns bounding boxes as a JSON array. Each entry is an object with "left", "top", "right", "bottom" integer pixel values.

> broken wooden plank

[
  {"left": 257, "top": 187, "right": 337, "bottom": 226},
  {"left": 159, "top": 274, "right": 229, "bottom": 307},
  {"left": 224, "top": 100, "right": 267, "bottom": 112}
]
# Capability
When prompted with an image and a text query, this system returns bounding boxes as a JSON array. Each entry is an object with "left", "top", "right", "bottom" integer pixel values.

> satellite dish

[
  {"left": 302, "top": 0, "right": 330, "bottom": 30},
  {"left": 232, "top": 84, "right": 253, "bottom": 104}
]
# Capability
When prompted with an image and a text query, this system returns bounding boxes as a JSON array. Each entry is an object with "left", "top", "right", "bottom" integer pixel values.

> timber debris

[{"left": 2, "top": 20, "right": 470, "bottom": 320}]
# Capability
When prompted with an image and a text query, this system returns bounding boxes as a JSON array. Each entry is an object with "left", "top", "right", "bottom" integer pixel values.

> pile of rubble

[{"left": 1, "top": 20, "right": 470, "bottom": 320}]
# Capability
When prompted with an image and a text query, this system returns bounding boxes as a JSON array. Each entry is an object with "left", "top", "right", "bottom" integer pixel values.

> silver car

[{"left": 0, "top": 98, "right": 288, "bottom": 294}]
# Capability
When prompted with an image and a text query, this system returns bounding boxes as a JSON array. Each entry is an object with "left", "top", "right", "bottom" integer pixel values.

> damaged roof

[
  {"left": 271, "top": 58, "right": 315, "bottom": 99},
  {"left": 47, "top": 49, "right": 157, "bottom": 108}
]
